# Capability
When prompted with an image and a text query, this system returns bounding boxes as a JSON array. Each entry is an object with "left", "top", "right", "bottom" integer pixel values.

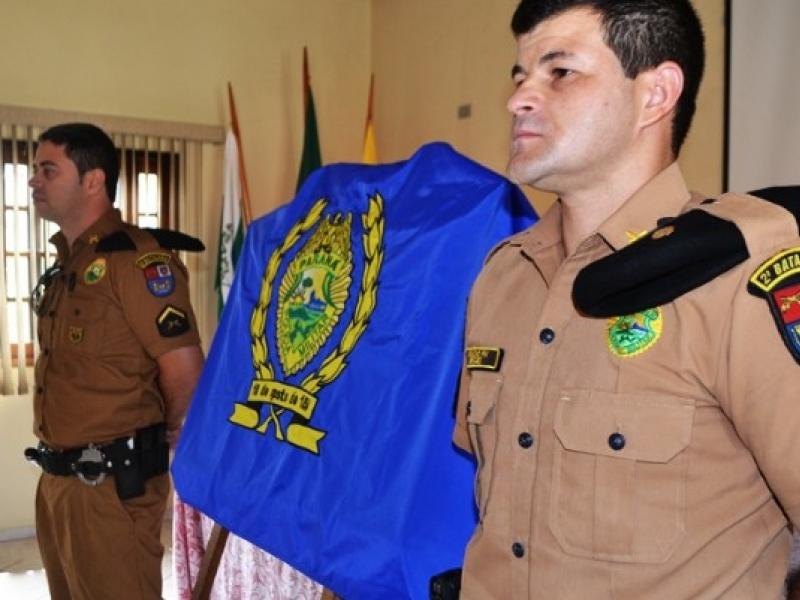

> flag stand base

[{"left": 190, "top": 522, "right": 341, "bottom": 599}]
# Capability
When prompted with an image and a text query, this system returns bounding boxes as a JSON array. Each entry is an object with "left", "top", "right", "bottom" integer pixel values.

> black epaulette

[
  {"left": 96, "top": 231, "right": 136, "bottom": 252},
  {"left": 143, "top": 228, "right": 205, "bottom": 252},
  {"left": 573, "top": 187, "right": 800, "bottom": 317},
  {"left": 748, "top": 186, "right": 800, "bottom": 228},
  {"left": 96, "top": 228, "right": 205, "bottom": 253}
]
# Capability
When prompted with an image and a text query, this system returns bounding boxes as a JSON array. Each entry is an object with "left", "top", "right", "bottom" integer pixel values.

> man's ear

[
  {"left": 638, "top": 61, "right": 684, "bottom": 128},
  {"left": 82, "top": 168, "right": 107, "bottom": 198}
]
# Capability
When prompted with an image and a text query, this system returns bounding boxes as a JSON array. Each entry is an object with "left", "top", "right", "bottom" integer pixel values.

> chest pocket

[
  {"left": 549, "top": 389, "right": 695, "bottom": 564},
  {"left": 466, "top": 374, "right": 502, "bottom": 521},
  {"left": 58, "top": 296, "right": 108, "bottom": 357}
]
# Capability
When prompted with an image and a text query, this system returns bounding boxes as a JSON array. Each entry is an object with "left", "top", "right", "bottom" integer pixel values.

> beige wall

[
  {"left": 682, "top": 0, "right": 726, "bottom": 196},
  {"left": 0, "top": 0, "right": 372, "bottom": 218},
  {"left": 373, "top": 0, "right": 726, "bottom": 214}
]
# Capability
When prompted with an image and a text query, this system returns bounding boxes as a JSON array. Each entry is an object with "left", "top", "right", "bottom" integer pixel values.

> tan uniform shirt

[
  {"left": 33, "top": 209, "right": 200, "bottom": 450},
  {"left": 454, "top": 164, "right": 800, "bottom": 599}
]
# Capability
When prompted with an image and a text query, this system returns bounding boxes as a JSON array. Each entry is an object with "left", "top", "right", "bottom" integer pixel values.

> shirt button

[
  {"left": 48, "top": 310, "right": 55, "bottom": 317},
  {"left": 43, "top": 348, "right": 49, "bottom": 356},
  {"left": 511, "top": 542, "right": 525, "bottom": 558},
  {"left": 36, "top": 386, "right": 44, "bottom": 395},
  {"left": 518, "top": 432, "right": 534, "bottom": 449},
  {"left": 608, "top": 432, "right": 626, "bottom": 451},
  {"left": 539, "top": 328, "right": 555, "bottom": 344}
]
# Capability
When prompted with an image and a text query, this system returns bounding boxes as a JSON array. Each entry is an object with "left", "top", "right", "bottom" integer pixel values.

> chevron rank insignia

[
  {"left": 748, "top": 247, "right": 800, "bottom": 363},
  {"left": 465, "top": 346, "right": 504, "bottom": 371},
  {"left": 156, "top": 305, "right": 190, "bottom": 338}
]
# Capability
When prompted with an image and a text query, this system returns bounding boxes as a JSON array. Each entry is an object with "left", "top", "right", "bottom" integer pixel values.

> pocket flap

[
  {"left": 554, "top": 389, "right": 694, "bottom": 463},
  {"left": 466, "top": 375, "right": 502, "bottom": 424}
]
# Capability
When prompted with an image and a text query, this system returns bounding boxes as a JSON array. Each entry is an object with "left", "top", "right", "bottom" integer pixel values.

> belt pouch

[{"left": 110, "top": 443, "right": 145, "bottom": 501}]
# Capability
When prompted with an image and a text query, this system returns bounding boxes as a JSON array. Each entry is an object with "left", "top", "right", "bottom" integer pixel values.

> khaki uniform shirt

[
  {"left": 454, "top": 164, "right": 800, "bottom": 599},
  {"left": 33, "top": 209, "right": 200, "bottom": 450}
]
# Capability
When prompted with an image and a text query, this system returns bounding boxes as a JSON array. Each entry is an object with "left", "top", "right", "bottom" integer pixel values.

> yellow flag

[
  {"left": 362, "top": 74, "right": 377, "bottom": 164},
  {"left": 362, "top": 120, "right": 377, "bottom": 164}
]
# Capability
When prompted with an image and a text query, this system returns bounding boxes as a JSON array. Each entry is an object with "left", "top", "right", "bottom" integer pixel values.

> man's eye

[{"left": 552, "top": 68, "right": 573, "bottom": 80}]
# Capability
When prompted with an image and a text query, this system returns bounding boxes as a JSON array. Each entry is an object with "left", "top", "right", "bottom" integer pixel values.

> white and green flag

[{"left": 214, "top": 130, "right": 245, "bottom": 316}]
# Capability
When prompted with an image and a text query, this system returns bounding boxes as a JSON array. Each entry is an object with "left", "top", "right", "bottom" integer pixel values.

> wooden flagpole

[{"left": 227, "top": 82, "right": 253, "bottom": 226}]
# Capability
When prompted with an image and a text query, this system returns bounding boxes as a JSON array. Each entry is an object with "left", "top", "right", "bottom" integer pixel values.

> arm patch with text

[{"left": 748, "top": 247, "right": 800, "bottom": 364}]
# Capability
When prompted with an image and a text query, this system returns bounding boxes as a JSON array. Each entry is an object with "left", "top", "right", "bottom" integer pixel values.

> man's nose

[{"left": 507, "top": 82, "right": 542, "bottom": 116}]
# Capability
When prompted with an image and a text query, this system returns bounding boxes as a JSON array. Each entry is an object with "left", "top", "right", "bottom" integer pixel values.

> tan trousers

[{"left": 35, "top": 472, "right": 169, "bottom": 600}]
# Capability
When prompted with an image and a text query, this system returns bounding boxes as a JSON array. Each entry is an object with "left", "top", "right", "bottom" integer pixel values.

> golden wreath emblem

[{"left": 228, "top": 194, "right": 385, "bottom": 454}]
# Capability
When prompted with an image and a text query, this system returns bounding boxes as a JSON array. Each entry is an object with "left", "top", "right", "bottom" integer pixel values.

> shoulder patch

[
  {"left": 748, "top": 247, "right": 800, "bottom": 364},
  {"left": 156, "top": 305, "right": 190, "bottom": 337},
  {"left": 144, "top": 228, "right": 205, "bottom": 252},
  {"left": 96, "top": 231, "right": 136, "bottom": 252},
  {"left": 465, "top": 346, "right": 504, "bottom": 371},
  {"left": 137, "top": 252, "right": 175, "bottom": 297}
]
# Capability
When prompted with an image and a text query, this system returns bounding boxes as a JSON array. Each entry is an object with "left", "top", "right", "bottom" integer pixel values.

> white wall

[{"left": 728, "top": 0, "right": 800, "bottom": 191}]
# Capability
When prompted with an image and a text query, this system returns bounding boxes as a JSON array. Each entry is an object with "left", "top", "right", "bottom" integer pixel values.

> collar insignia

[{"left": 625, "top": 230, "right": 649, "bottom": 244}]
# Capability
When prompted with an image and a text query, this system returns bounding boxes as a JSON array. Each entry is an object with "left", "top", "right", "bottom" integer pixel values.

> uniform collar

[
  {"left": 513, "top": 198, "right": 564, "bottom": 256},
  {"left": 596, "top": 162, "right": 691, "bottom": 251},
  {"left": 50, "top": 208, "right": 124, "bottom": 261}
]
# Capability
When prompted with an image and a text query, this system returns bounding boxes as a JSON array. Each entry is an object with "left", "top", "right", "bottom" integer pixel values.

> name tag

[{"left": 465, "top": 346, "right": 504, "bottom": 371}]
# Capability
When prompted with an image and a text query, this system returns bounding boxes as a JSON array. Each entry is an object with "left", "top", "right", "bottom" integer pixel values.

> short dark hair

[
  {"left": 511, "top": 0, "right": 704, "bottom": 156},
  {"left": 39, "top": 122, "right": 119, "bottom": 202}
]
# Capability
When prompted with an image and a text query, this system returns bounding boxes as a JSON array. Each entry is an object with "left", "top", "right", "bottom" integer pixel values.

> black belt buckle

[
  {"left": 24, "top": 445, "right": 42, "bottom": 465},
  {"left": 71, "top": 443, "right": 107, "bottom": 486}
]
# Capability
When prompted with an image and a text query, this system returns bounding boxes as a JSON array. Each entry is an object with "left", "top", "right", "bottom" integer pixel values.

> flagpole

[
  {"left": 302, "top": 46, "right": 310, "bottom": 114},
  {"left": 191, "top": 85, "right": 251, "bottom": 598},
  {"left": 365, "top": 73, "right": 374, "bottom": 136},
  {"left": 227, "top": 82, "right": 253, "bottom": 226},
  {"left": 361, "top": 73, "right": 378, "bottom": 164}
]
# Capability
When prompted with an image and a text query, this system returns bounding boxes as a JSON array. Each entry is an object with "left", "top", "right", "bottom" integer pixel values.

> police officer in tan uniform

[
  {"left": 26, "top": 123, "right": 204, "bottom": 599},
  {"left": 454, "top": 1, "right": 800, "bottom": 598}
]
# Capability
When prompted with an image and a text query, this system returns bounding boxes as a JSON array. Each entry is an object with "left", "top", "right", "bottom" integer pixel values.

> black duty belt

[{"left": 25, "top": 422, "right": 169, "bottom": 500}]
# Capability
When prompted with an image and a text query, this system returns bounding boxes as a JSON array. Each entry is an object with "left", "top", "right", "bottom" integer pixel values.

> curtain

[{"left": 0, "top": 107, "right": 222, "bottom": 395}]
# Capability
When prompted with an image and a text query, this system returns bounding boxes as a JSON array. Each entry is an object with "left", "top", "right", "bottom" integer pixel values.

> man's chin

[{"left": 507, "top": 158, "right": 542, "bottom": 187}]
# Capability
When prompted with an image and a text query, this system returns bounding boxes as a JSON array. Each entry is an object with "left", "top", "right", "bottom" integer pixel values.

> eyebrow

[
  {"left": 511, "top": 49, "right": 576, "bottom": 79},
  {"left": 540, "top": 50, "right": 574, "bottom": 64}
]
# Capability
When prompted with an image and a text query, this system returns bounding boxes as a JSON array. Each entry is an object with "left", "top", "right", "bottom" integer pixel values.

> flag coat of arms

[{"left": 172, "top": 142, "right": 537, "bottom": 599}]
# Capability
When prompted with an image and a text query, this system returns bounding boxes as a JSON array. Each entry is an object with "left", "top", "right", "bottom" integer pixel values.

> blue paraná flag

[{"left": 172, "top": 142, "right": 537, "bottom": 599}]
